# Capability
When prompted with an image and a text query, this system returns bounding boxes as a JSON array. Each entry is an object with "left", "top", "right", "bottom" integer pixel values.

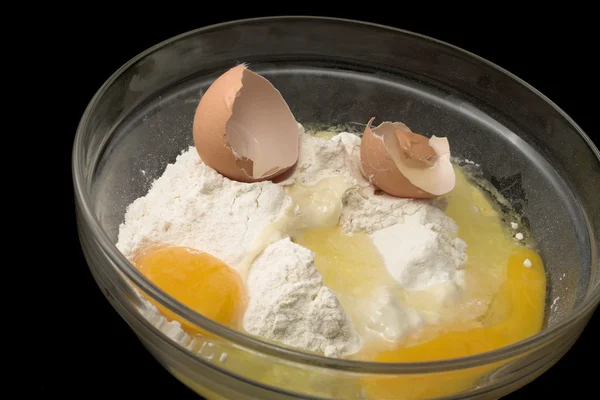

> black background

[{"left": 50, "top": 8, "right": 598, "bottom": 399}]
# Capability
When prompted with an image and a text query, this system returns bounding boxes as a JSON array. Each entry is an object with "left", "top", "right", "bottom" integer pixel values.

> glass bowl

[{"left": 72, "top": 16, "right": 600, "bottom": 399}]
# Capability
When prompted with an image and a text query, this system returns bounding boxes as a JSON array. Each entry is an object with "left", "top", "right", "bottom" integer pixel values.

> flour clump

[
  {"left": 281, "top": 127, "right": 356, "bottom": 186},
  {"left": 339, "top": 183, "right": 468, "bottom": 304},
  {"left": 370, "top": 221, "right": 467, "bottom": 291},
  {"left": 339, "top": 187, "right": 458, "bottom": 236},
  {"left": 243, "top": 238, "right": 361, "bottom": 358},
  {"left": 116, "top": 147, "right": 292, "bottom": 271}
]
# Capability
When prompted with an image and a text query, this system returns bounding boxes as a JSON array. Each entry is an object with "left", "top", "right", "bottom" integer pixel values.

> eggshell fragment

[
  {"left": 360, "top": 118, "right": 456, "bottom": 198},
  {"left": 193, "top": 64, "right": 299, "bottom": 182}
]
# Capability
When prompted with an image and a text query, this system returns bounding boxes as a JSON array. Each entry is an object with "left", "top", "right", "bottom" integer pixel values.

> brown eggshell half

[
  {"left": 193, "top": 64, "right": 299, "bottom": 182},
  {"left": 360, "top": 118, "right": 456, "bottom": 198}
]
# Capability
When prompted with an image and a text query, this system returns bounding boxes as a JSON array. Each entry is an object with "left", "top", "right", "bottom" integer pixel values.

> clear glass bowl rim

[{"left": 72, "top": 15, "right": 600, "bottom": 374}]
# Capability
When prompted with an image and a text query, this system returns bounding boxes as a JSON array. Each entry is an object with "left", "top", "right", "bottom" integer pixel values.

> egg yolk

[{"left": 133, "top": 245, "right": 246, "bottom": 334}]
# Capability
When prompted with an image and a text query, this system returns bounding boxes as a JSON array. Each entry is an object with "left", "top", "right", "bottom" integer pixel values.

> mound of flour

[
  {"left": 340, "top": 184, "right": 468, "bottom": 304},
  {"left": 280, "top": 128, "right": 360, "bottom": 186},
  {"left": 244, "top": 238, "right": 360, "bottom": 357},
  {"left": 116, "top": 147, "right": 292, "bottom": 270}
]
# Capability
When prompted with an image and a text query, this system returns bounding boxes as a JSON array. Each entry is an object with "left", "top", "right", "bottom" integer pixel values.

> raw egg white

[
  {"left": 193, "top": 64, "right": 299, "bottom": 183},
  {"left": 360, "top": 117, "right": 455, "bottom": 198}
]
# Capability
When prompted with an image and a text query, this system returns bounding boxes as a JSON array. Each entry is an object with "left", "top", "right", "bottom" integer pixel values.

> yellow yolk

[{"left": 133, "top": 245, "right": 246, "bottom": 334}]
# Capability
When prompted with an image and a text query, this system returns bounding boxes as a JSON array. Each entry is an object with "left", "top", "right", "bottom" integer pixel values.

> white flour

[
  {"left": 364, "top": 286, "right": 425, "bottom": 342},
  {"left": 280, "top": 128, "right": 357, "bottom": 186},
  {"left": 340, "top": 186, "right": 467, "bottom": 305},
  {"left": 340, "top": 188, "right": 458, "bottom": 236},
  {"left": 244, "top": 238, "right": 360, "bottom": 357},
  {"left": 116, "top": 147, "right": 292, "bottom": 270},
  {"left": 370, "top": 217, "right": 467, "bottom": 291},
  {"left": 135, "top": 295, "right": 192, "bottom": 346}
]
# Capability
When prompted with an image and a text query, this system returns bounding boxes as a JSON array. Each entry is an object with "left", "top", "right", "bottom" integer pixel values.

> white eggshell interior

[
  {"left": 374, "top": 122, "right": 456, "bottom": 196},
  {"left": 226, "top": 68, "right": 299, "bottom": 179}
]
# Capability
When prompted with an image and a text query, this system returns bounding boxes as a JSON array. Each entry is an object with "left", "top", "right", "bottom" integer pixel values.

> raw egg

[
  {"left": 193, "top": 64, "right": 299, "bottom": 182},
  {"left": 133, "top": 244, "right": 246, "bottom": 333},
  {"left": 360, "top": 117, "right": 455, "bottom": 198}
]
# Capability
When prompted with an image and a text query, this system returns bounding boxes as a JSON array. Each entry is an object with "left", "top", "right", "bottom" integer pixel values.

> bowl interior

[{"left": 86, "top": 18, "right": 599, "bottom": 341}]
